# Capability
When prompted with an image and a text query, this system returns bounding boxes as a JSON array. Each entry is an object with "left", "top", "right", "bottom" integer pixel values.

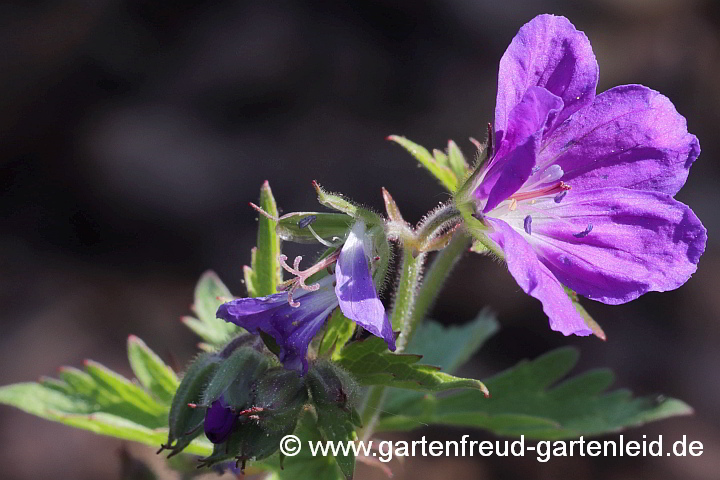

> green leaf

[
  {"left": 375, "top": 347, "right": 693, "bottom": 440},
  {"left": 336, "top": 338, "right": 489, "bottom": 395},
  {"left": 83, "top": 360, "right": 169, "bottom": 427},
  {"left": 318, "top": 309, "right": 356, "bottom": 360},
  {"left": 405, "top": 309, "right": 498, "bottom": 373},
  {"left": 127, "top": 335, "right": 179, "bottom": 405},
  {"left": 385, "top": 310, "right": 499, "bottom": 411},
  {"left": 182, "top": 271, "right": 239, "bottom": 346},
  {"left": 263, "top": 411, "right": 344, "bottom": 480},
  {"left": 245, "top": 181, "right": 283, "bottom": 297},
  {"left": 314, "top": 404, "right": 357, "bottom": 480},
  {"left": 388, "top": 135, "right": 458, "bottom": 192},
  {"left": 0, "top": 355, "right": 214, "bottom": 456},
  {"left": 446, "top": 140, "right": 469, "bottom": 182}
]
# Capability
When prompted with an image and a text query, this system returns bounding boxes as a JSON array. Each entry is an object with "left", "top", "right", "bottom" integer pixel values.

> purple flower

[
  {"left": 204, "top": 397, "right": 235, "bottom": 444},
  {"left": 468, "top": 15, "right": 706, "bottom": 336},
  {"left": 217, "top": 221, "right": 396, "bottom": 374}
]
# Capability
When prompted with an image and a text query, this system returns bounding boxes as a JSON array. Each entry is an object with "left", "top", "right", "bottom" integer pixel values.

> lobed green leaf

[
  {"left": 127, "top": 335, "right": 179, "bottom": 404},
  {"left": 183, "top": 271, "right": 239, "bottom": 347},
  {"left": 336, "top": 337, "right": 488, "bottom": 394},
  {"left": 0, "top": 349, "right": 214, "bottom": 456},
  {"left": 377, "top": 347, "right": 693, "bottom": 439}
]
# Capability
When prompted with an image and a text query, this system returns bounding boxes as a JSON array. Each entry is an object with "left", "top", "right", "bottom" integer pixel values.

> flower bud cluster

[{"left": 161, "top": 339, "right": 359, "bottom": 471}]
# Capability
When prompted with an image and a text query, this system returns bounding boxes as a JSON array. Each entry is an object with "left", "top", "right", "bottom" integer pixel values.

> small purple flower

[
  {"left": 204, "top": 397, "right": 235, "bottom": 444},
  {"left": 217, "top": 221, "right": 396, "bottom": 374},
  {"left": 469, "top": 14, "right": 706, "bottom": 336}
]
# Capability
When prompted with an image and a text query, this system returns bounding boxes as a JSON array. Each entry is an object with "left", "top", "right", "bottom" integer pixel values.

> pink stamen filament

[
  {"left": 277, "top": 250, "right": 341, "bottom": 307},
  {"left": 510, "top": 181, "right": 570, "bottom": 202}
]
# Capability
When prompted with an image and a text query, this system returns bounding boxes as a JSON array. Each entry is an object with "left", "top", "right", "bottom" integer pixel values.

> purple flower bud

[{"left": 204, "top": 397, "right": 235, "bottom": 444}]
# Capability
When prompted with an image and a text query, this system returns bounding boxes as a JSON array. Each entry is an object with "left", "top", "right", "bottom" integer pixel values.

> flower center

[
  {"left": 277, "top": 250, "right": 340, "bottom": 307},
  {"left": 510, "top": 181, "right": 570, "bottom": 203}
]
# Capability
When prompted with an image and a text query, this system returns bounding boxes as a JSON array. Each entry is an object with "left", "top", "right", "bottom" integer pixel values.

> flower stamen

[
  {"left": 510, "top": 181, "right": 570, "bottom": 203},
  {"left": 277, "top": 250, "right": 341, "bottom": 307}
]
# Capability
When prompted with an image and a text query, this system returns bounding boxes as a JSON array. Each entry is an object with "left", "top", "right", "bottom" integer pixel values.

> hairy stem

[
  {"left": 358, "top": 386, "right": 388, "bottom": 441},
  {"left": 403, "top": 230, "right": 471, "bottom": 347},
  {"left": 392, "top": 249, "right": 426, "bottom": 352},
  {"left": 359, "top": 229, "right": 471, "bottom": 439}
]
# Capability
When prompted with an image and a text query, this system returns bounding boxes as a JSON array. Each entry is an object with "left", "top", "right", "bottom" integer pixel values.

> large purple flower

[
  {"left": 468, "top": 15, "right": 706, "bottom": 336},
  {"left": 217, "top": 221, "right": 396, "bottom": 374}
]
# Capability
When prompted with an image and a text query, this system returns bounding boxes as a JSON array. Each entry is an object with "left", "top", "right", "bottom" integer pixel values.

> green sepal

[
  {"left": 253, "top": 368, "right": 309, "bottom": 433},
  {"left": 312, "top": 181, "right": 384, "bottom": 227},
  {"left": 312, "top": 181, "right": 359, "bottom": 216},
  {"left": 259, "top": 330, "right": 282, "bottom": 356},
  {"left": 245, "top": 181, "right": 283, "bottom": 297},
  {"left": 276, "top": 212, "right": 353, "bottom": 244},
  {"left": 306, "top": 361, "right": 359, "bottom": 479},
  {"left": 453, "top": 134, "right": 490, "bottom": 202},
  {"left": 306, "top": 361, "right": 359, "bottom": 411},
  {"left": 454, "top": 199, "right": 505, "bottom": 259},
  {"left": 166, "top": 353, "right": 221, "bottom": 455},
  {"left": 202, "top": 347, "right": 271, "bottom": 408},
  {"left": 564, "top": 286, "right": 607, "bottom": 340},
  {"left": 200, "top": 420, "right": 294, "bottom": 469}
]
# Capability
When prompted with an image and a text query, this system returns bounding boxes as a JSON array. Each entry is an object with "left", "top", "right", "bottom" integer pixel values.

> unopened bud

[
  {"left": 161, "top": 353, "right": 220, "bottom": 457},
  {"left": 251, "top": 368, "right": 308, "bottom": 432},
  {"left": 202, "top": 346, "right": 271, "bottom": 410},
  {"left": 203, "top": 397, "right": 235, "bottom": 444},
  {"left": 306, "top": 360, "right": 358, "bottom": 412},
  {"left": 198, "top": 419, "right": 292, "bottom": 470}
]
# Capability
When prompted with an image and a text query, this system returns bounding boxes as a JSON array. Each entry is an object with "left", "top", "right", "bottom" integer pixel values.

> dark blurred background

[{"left": 1, "top": 1, "right": 719, "bottom": 479}]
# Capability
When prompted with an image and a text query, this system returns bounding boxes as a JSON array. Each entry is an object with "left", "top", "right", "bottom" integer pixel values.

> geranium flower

[
  {"left": 217, "top": 220, "right": 396, "bottom": 374},
  {"left": 467, "top": 14, "right": 706, "bottom": 336}
]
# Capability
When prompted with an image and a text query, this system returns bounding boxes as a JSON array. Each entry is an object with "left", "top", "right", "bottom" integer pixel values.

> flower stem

[
  {"left": 401, "top": 229, "right": 471, "bottom": 347},
  {"left": 391, "top": 248, "right": 426, "bottom": 351},
  {"left": 359, "top": 229, "right": 471, "bottom": 438},
  {"left": 358, "top": 386, "right": 388, "bottom": 441}
]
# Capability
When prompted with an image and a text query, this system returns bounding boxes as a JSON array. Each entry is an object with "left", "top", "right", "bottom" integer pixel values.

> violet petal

[
  {"left": 477, "top": 87, "right": 563, "bottom": 213},
  {"left": 217, "top": 278, "right": 338, "bottom": 374},
  {"left": 495, "top": 14, "right": 598, "bottom": 145},
  {"left": 204, "top": 398, "right": 235, "bottom": 444},
  {"left": 335, "top": 222, "right": 396, "bottom": 351},
  {"left": 539, "top": 84, "right": 699, "bottom": 196},
  {"left": 513, "top": 188, "right": 707, "bottom": 304},
  {"left": 486, "top": 217, "right": 592, "bottom": 336}
]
